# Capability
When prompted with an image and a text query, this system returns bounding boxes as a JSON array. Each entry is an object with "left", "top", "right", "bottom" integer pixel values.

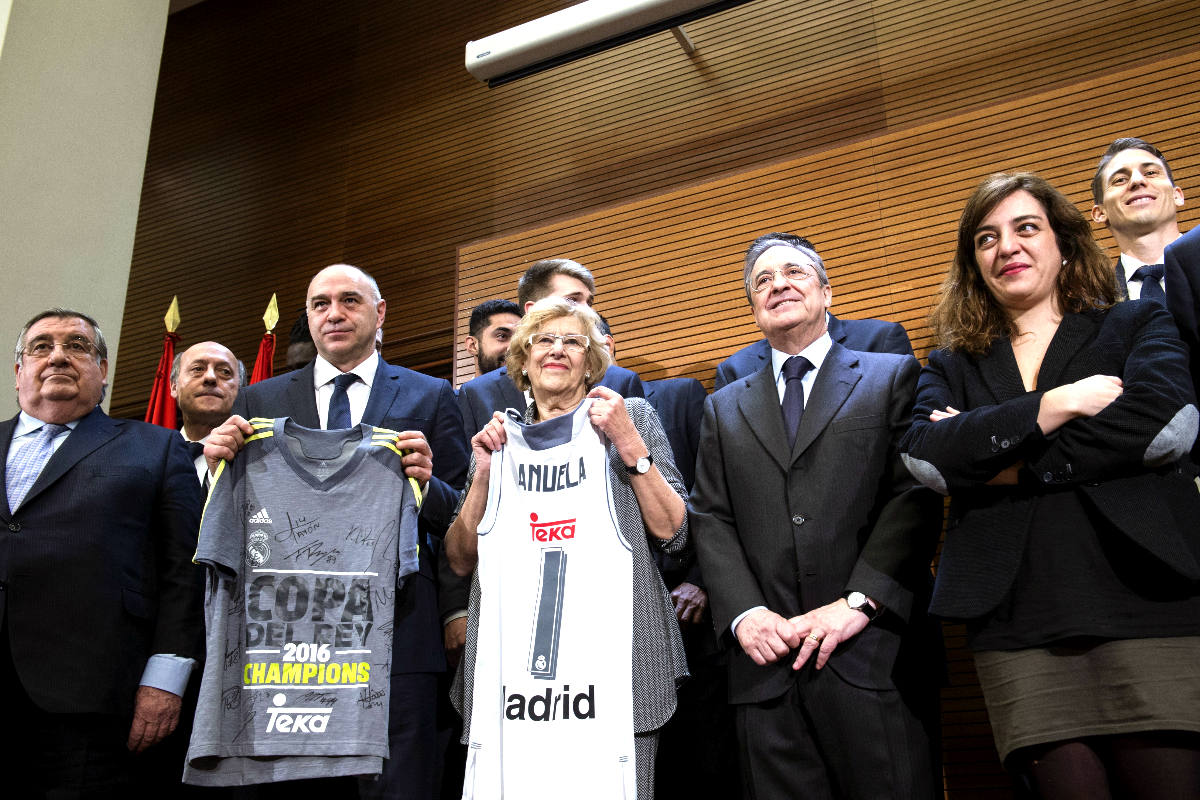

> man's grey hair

[
  {"left": 170, "top": 348, "right": 247, "bottom": 386},
  {"left": 14, "top": 308, "right": 107, "bottom": 364},
  {"left": 743, "top": 235, "right": 829, "bottom": 303}
]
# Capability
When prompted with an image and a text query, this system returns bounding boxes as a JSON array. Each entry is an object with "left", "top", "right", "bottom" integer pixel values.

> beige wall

[{"left": 0, "top": 0, "right": 168, "bottom": 418}]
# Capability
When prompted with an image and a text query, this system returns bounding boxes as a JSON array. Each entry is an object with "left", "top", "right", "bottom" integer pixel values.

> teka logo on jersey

[
  {"left": 529, "top": 512, "right": 575, "bottom": 542},
  {"left": 265, "top": 692, "right": 332, "bottom": 734}
]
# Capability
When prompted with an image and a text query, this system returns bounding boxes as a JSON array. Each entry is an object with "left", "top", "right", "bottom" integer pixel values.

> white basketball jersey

[{"left": 464, "top": 399, "right": 635, "bottom": 799}]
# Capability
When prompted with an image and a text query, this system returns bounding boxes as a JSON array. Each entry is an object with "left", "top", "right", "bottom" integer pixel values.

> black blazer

[
  {"left": 900, "top": 301, "right": 1200, "bottom": 620},
  {"left": 644, "top": 377, "right": 705, "bottom": 493},
  {"left": 691, "top": 344, "right": 941, "bottom": 702},
  {"left": 232, "top": 358, "right": 470, "bottom": 674},
  {"left": 1164, "top": 230, "right": 1200, "bottom": 440},
  {"left": 0, "top": 407, "right": 204, "bottom": 715},
  {"left": 713, "top": 314, "right": 914, "bottom": 390},
  {"left": 645, "top": 377, "right": 707, "bottom": 588},
  {"left": 457, "top": 363, "right": 644, "bottom": 439}
]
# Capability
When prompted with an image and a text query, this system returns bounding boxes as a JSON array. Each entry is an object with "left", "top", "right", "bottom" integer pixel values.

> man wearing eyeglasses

[
  {"left": 712, "top": 233, "right": 913, "bottom": 391},
  {"left": 0, "top": 308, "right": 204, "bottom": 795},
  {"left": 689, "top": 235, "right": 941, "bottom": 799}
]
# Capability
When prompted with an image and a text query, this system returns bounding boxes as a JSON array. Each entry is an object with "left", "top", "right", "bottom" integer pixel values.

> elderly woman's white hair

[{"left": 506, "top": 298, "right": 611, "bottom": 392}]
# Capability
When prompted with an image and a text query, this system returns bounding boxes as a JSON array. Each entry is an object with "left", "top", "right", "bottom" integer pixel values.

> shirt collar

[
  {"left": 13, "top": 409, "right": 82, "bottom": 438},
  {"left": 313, "top": 350, "right": 379, "bottom": 391},
  {"left": 179, "top": 428, "right": 211, "bottom": 445},
  {"left": 1120, "top": 252, "right": 1154, "bottom": 281},
  {"left": 770, "top": 332, "right": 833, "bottom": 383}
]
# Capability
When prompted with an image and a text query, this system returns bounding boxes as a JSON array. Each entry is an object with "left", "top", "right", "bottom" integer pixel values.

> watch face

[{"left": 636, "top": 456, "right": 651, "bottom": 474}]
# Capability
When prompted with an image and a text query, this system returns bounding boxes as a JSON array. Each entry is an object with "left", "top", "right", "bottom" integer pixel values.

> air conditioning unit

[{"left": 465, "top": 0, "right": 752, "bottom": 87}]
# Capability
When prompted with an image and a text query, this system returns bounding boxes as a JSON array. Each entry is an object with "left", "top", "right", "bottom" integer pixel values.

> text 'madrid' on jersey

[
  {"left": 184, "top": 418, "right": 422, "bottom": 786},
  {"left": 464, "top": 399, "right": 637, "bottom": 799}
]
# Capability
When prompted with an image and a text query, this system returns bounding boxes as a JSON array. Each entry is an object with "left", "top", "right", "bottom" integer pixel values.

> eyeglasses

[
  {"left": 21, "top": 338, "right": 100, "bottom": 360},
  {"left": 528, "top": 333, "right": 590, "bottom": 352},
  {"left": 749, "top": 265, "right": 820, "bottom": 293}
]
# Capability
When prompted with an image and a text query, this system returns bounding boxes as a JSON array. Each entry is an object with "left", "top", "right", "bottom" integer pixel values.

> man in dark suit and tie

[
  {"left": 1, "top": 308, "right": 205, "bottom": 795},
  {"left": 1091, "top": 137, "right": 1188, "bottom": 305},
  {"left": 206, "top": 264, "right": 469, "bottom": 799},
  {"left": 690, "top": 236, "right": 941, "bottom": 799},
  {"left": 456, "top": 258, "right": 643, "bottom": 438},
  {"left": 172, "top": 340, "right": 244, "bottom": 485},
  {"left": 713, "top": 233, "right": 914, "bottom": 391},
  {"left": 1091, "top": 137, "right": 1200, "bottom": 459}
]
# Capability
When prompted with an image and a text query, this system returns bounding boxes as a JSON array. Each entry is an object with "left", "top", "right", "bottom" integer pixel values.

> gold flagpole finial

[
  {"left": 263, "top": 293, "right": 279, "bottom": 332},
  {"left": 164, "top": 296, "right": 181, "bottom": 333}
]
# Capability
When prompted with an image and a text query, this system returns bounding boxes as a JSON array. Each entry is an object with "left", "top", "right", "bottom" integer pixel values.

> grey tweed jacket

[{"left": 452, "top": 397, "right": 689, "bottom": 737}]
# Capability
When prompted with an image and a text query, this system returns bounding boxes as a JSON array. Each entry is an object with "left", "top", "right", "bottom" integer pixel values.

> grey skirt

[{"left": 974, "top": 636, "right": 1200, "bottom": 762}]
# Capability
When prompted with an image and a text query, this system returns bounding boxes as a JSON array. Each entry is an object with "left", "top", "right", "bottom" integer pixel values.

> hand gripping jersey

[
  {"left": 184, "top": 418, "right": 421, "bottom": 786},
  {"left": 464, "top": 399, "right": 635, "bottom": 799}
]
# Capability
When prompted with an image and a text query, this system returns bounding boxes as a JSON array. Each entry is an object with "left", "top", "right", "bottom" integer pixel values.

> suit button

[
  {"left": 791, "top": 514, "right": 805, "bottom": 526},
  {"left": 6, "top": 522, "right": 18, "bottom": 532}
]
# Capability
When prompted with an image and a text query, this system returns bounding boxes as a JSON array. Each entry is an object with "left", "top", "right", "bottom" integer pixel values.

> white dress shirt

[
  {"left": 313, "top": 350, "right": 378, "bottom": 428},
  {"left": 1120, "top": 252, "right": 1166, "bottom": 301}
]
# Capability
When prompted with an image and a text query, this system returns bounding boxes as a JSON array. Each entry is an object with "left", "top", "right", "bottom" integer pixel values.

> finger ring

[{"left": 806, "top": 634, "right": 822, "bottom": 643}]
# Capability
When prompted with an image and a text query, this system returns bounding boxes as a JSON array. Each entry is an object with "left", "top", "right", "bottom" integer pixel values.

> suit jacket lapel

[
  {"left": 496, "top": 367, "right": 526, "bottom": 414},
  {"left": 362, "top": 359, "right": 399, "bottom": 427},
  {"left": 791, "top": 344, "right": 860, "bottom": 464},
  {"left": 827, "top": 312, "right": 847, "bottom": 347},
  {"left": 0, "top": 415, "right": 17, "bottom": 521},
  {"left": 1037, "top": 312, "right": 1096, "bottom": 390},
  {"left": 285, "top": 362, "right": 320, "bottom": 427},
  {"left": 737, "top": 364, "right": 792, "bottom": 473},
  {"left": 978, "top": 337, "right": 1024, "bottom": 400},
  {"left": 1114, "top": 256, "right": 1130, "bottom": 300},
  {"left": 19, "top": 407, "right": 119, "bottom": 509}
]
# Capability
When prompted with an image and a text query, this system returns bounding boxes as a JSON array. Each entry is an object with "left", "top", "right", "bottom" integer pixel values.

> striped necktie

[{"left": 7, "top": 423, "right": 68, "bottom": 512}]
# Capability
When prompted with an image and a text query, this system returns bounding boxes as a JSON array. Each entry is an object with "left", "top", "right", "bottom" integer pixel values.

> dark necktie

[
  {"left": 781, "top": 355, "right": 812, "bottom": 446},
  {"left": 1132, "top": 263, "right": 1166, "bottom": 305},
  {"left": 186, "top": 440, "right": 204, "bottom": 461},
  {"left": 327, "top": 372, "right": 358, "bottom": 430}
]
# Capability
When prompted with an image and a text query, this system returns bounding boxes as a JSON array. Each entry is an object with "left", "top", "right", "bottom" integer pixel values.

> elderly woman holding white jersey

[{"left": 446, "top": 297, "right": 687, "bottom": 799}]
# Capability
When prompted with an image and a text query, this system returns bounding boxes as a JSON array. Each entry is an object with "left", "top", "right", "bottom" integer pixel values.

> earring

[
  {"left": 521, "top": 368, "right": 528, "bottom": 376},
  {"left": 1062, "top": 259, "right": 1067, "bottom": 266},
  {"left": 585, "top": 371, "right": 591, "bottom": 380}
]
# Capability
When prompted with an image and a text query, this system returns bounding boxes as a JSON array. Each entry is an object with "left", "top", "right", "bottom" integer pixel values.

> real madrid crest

[{"left": 247, "top": 530, "right": 271, "bottom": 567}]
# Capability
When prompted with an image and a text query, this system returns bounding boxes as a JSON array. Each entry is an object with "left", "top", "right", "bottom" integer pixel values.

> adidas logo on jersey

[
  {"left": 248, "top": 508, "right": 273, "bottom": 525},
  {"left": 529, "top": 513, "right": 575, "bottom": 542}
]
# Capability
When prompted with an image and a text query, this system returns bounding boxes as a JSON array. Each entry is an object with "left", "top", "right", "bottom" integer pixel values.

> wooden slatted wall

[
  {"left": 115, "top": 0, "right": 1200, "bottom": 416},
  {"left": 118, "top": 0, "right": 1199, "bottom": 795}
]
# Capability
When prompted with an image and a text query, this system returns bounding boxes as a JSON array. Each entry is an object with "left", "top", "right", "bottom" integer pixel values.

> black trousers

[
  {"left": 1, "top": 619, "right": 135, "bottom": 799},
  {"left": 735, "top": 666, "right": 936, "bottom": 800}
]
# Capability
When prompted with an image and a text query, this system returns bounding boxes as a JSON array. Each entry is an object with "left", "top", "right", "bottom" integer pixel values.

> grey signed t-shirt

[{"left": 184, "top": 418, "right": 420, "bottom": 786}]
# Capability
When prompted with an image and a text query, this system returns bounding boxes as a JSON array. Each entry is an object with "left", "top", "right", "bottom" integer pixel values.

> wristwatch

[
  {"left": 845, "top": 591, "right": 881, "bottom": 622},
  {"left": 625, "top": 454, "right": 653, "bottom": 475}
]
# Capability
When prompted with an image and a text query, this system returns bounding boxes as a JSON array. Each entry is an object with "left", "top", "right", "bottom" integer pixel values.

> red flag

[
  {"left": 251, "top": 294, "right": 280, "bottom": 384},
  {"left": 250, "top": 332, "right": 276, "bottom": 384},
  {"left": 145, "top": 330, "right": 180, "bottom": 428}
]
